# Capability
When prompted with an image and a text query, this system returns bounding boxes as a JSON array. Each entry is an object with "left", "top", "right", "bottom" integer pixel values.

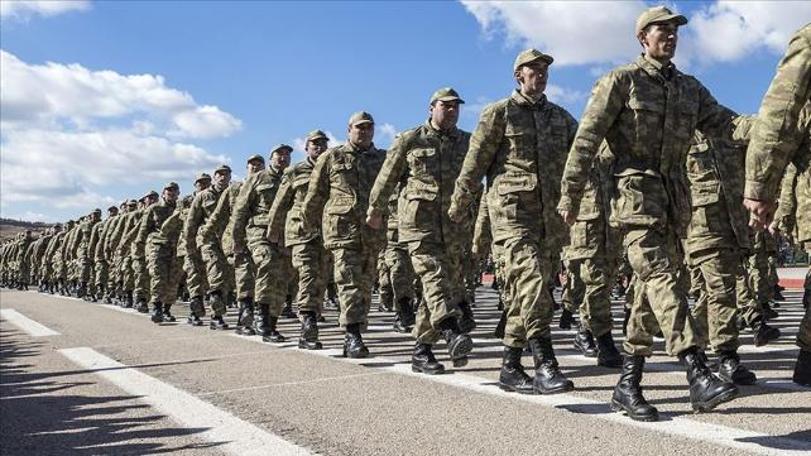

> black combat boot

[
  {"left": 187, "top": 296, "right": 205, "bottom": 326},
  {"left": 457, "top": 300, "right": 476, "bottom": 333},
  {"left": 761, "top": 302, "right": 778, "bottom": 320},
  {"left": 529, "top": 336, "right": 574, "bottom": 394},
  {"left": 77, "top": 282, "right": 87, "bottom": 298},
  {"left": 596, "top": 332, "right": 623, "bottom": 368},
  {"left": 235, "top": 297, "right": 256, "bottom": 336},
  {"left": 124, "top": 291, "right": 134, "bottom": 308},
  {"left": 412, "top": 343, "right": 444, "bottom": 375},
  {"left": 574, "top": 329, "right": 597, "bottom": 357},
  {"left": 751, "top": 318, "right": 781, "bottom": 346},
  {"left": 498, "top": 346, "right": 534, "bottom": 394},
  {"left": 298, "top": 312, "right": 322, "bottom": 350},
  {"left": 773, "top": 285, "right": 785, "bottom": 302},
  {"left": 163, "top": 305, "right": 176, "bottom": 322},
  {"left": 150, "top": 301, "right": 164, "bottom": 323},
  {"left": 281, "top": 295, "right": 296, "bottom": 318},
  {"left": 611, "top": 355, "right": 659, "bottom": 421},
  {"left": 440, "top": 317, "right": 473, "bottom": 367},
  {"left": 136, "top": 297, "right": 149, "bottom": 313},
  {"left": 558, "top": 308, "right": 575, "bottom": 330},
  {"left": 400, "top": 297, "right": 416, "bottom": 327},
  {"left": 254, "top": 303, "right": 270, "bottom": 337},
  {"left": 262, "top": 316, "right": 286, "bottom": 343},
  {"left": 494, "top": 310, "right": 507, "bottom": 339},
  {"left": 717, "top": 350, "right": 757, "bottom": 385},
  {"left": 226, "top": 291, "right": 237, "bottom": 309},
  {"left": 343, "top": 323, "right": 369, "bottom": 358},
  {"left": 793, "top": 349, "right": 811, "bottom": 386},
  {"left": 679, "top": 347, "right": 739, "bottom": 412},
  {"left": 209, "top": 314, "right": 229, "bottom": 330},
  {"left": 392, "top": 313, "right": 411, "bottom": 333}
]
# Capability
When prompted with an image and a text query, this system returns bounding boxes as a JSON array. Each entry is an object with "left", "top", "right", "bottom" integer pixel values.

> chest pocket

[{"left": 407, "top": 148, "right": 436, "bottom": 178}]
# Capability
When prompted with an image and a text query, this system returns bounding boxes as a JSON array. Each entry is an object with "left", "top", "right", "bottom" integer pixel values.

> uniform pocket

[{"left": 612, "top": 169, "right": 667, "bottom": 227}]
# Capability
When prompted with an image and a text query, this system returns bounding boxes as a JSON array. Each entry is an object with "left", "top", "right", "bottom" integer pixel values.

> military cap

[
  {"left": 513, "top": 48, "right": 554, "bottom": 72},
  {"left": 127, "top": 199, "right": 138, "bottom": 208},
  {"left": 246, "top": 154, "right": 265, "bottom": 164},
  {"left": 635, "top": 6, "right": 687, "bottom": 35},
  {"left": 270, "top": 144, "right": 293, "bottom": 155},
  {"left": 430, "top": 87, "right": 465, "bottom": 105},
  {"left": 143, "top": 190, "right": 159, "bottom": 201},
  {"left": 164, "top": 181, "right": 180, "bottom": 191},
  {"left": 195, "top": 172, "right": 212, "bottom": 184},
  {"left": 92, "top": 208, "right": 102, "bottom": 214},
  {"left": 214, "top": 164, "right": 232, "bottom": 175},
  {"left": 306, "top": 129, "right": 329, "bottom": 142},
  {"left": 348, "top": 111, "right": 374, "bottom": 126},
  {"left": 107, "top": 205, "right": 118, "bottom": 212}
]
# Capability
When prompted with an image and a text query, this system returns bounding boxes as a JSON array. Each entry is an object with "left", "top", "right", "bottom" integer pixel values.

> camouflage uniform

[
  {"left": 136, "top": 191, "right": 182, "bottom": 319},
  {"left": 185, "top": 181, "right": 228, "bottom": 316},
  {"left": 199, "top": 181, "right": 240, "bottom": 302}
]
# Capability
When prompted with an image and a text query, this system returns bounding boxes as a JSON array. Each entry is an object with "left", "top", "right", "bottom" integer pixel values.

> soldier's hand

[
  {"left": 447, "top": 204, "right": 464, "bottom": 224},
  {"left": 743, "top": 198, "right": 774, "bottom": 230},
  {"left": 558, "top": 210, "right": 576, "bottom": 226},
  {"left": 365, "top": 213, "right": 383, "bottom": 230}
]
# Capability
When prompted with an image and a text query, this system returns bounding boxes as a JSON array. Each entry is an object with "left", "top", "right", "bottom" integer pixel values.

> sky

[{"left": 1, "top": 0, "right": 809, "bottom": 223}]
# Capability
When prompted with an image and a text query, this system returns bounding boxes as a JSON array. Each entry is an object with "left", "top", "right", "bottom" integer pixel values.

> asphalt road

[{"left": 1, "top": 284, "right": 809, "bottom": 455}]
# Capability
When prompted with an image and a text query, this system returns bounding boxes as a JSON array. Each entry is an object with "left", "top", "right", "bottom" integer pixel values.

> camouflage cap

[
  {"left": 127, "top": 199, "right": 138, "bottom": 208},
  {"left": 430, "top": 87, "right": 465, "bottom": 104},
  {"left": 195, "top": 172, "right": 212, "bottom": 184},
  {"left": 92, "top": 208, "right": 102, "bottom": 215},
  {"left": 214, "top": 164, "right": 232, "bottom": 175},
  {"left": 348, "top": 111, "right": 374, "bottom": 126},
  {"left": 635, "top": 6, "right": 687, "bottom": 35},
  {"left": 270, "top": 144, "right": 293, "bottom": 155},
  {"left": 306, "top": 129, "right": 329, "bottom": 142},
  {"left": 107, "top": 205, "right": 118, "bottom": 212},
  {"left": 513, "top": 48, "right": 554, "bottom": 72},
  {"left": 142, "top": 190, "right": 159, "bottom": 201},
  {"left": 164, "top": 181, "right": 180, "bottom": 191},
  {"left": 246, "top": 154, "right": 265, "bottom": 164}
]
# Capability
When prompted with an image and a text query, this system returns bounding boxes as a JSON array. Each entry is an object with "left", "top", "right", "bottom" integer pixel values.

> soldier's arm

[
  {"left": 267, "top": 171, "right": 296, "bottom": 241},
  {"left": 183, "top": 197, "right": 204, "bottom": 255},
  {"left": 368, "top": 134, "right": 409, "bottom": 220},
  {"left": 471, "top": 189, "right": 492, "bottom": 257},
  {"left": 200, "top": 191, "right": 230, "bottom": 244},
  {"left": 301, "top": 152, "right": 331, "bottom": 233},
  {"left": 448, "top": 104, "right": 505, "bottom": 222},
  {"left": 231, "top": 175, "right": 256, "bottom": 251},
  {"left": 772, "top": 163, "right": 798, "bottom": 236},
  {"left": 133, "top": 209, "right": 152, "bottom": 257},
  {"left": 558, "top": 72, "right": 626, "bottom": 218},
  {"left": 745, "top": 27, "right": 811, "bottom": 203}
]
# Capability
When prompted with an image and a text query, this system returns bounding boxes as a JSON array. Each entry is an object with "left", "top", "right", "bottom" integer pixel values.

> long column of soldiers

[{"left": 2, "top": 6, "right": 809, "bottom": 422}]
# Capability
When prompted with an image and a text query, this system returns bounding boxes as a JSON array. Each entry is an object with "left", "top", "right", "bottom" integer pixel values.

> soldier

[
  {"left": 41, "top": 223, "right": 64, "bottom": 293},
  {"left": 130, "top": 191, "right": 159, "bottom": 311},
  {"left": 92, "top": 206, "right": 119, "bottom": 302},
  {"left": 180, "top": 173, "right": 212, "bottom": 324},
  {"left": 268, "top": 130, "right": 331, "bottom": 349},
  {"left": 369, "top": 88, "right": 474, "bottom": 373},
  {"left": 136, "top": 182, "right": 182, "bottom": 323},
  {"left": 449, "top": 49, "right": 578, "bottom": 394},
  {"left": 302, "top": 111, "right": 387, "bottom": 358},
  {"left": 15, "top": 230, "right": 34, "bottom": 290},
  {"left": 185, "top": 165, "right": 232, "bottom": 329},
  {"left": 743, "top": 24, "right": 810, "bottom": 387},
  {"left": 77, "top": 209, "right": 101, "bottom": 298},
  {"left": 378, "top": 188, "right": 418, "bottom": 333},
  {"left": 233, "top": 145, "right": 292, "bottom": 342},
  {"left": 202, "top": 155, "right": 265, "bottom": 333},
  {"left": 106, "top": 200, "right": 136, "bottom": 305},
  {"left": 558, "top": 7, "right": 751, "bottom": 419}
]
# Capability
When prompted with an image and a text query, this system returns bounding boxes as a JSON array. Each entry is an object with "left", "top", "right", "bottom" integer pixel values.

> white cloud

[
  {"left": 0, "top": 50, "right": 238, "bottom": 210},
  {"left": 461, "top": 0, "right": 647, "bottom": 66},
  {"left": 0, "top": 50, "right": 241, "bottom": 138},
  {"left": 376, "top": 123, "right": 397, "bottom": 146},
  {"left": 0, "top": 0, "right": 90, "bottom": 20},
  {"left": 545, "top": 84, "right": 587, "bottom": 105},
  {"left": 688, "top": 1, "right": 811, "bottom": 64}
]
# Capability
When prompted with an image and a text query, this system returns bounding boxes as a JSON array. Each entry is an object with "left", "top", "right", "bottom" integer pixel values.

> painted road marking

[{"left": 0, "top": 309, "right": 60, "bottom": 337}]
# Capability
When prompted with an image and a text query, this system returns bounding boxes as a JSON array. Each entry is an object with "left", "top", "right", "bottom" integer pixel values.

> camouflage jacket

[
  {"left": 302, "top": 142, "right": 387, "bottom": 250},
  {"left": 184, "top": 185, "right": 226, "bottom": 255},
  {"left": 200, "top": 181, "right": 242, "bottom": 255},
  {"left": 135, "top": 199, "right": 180, "bottom": 251},
  {"left": 176, "top": 194, "right": 196, "bottom": 257},
  {"left": 268, "top": 159, "right": 320, "bottom": 247},
  {"left": 683, "top": 132, "right": 752, "bottom": 256},
  {"left": 450, "top": 90, "right": 577, "bottom": 251},
  {"left": 745, "top": 25, "right": 811, "bottom": 203},
  {"left": 369, "top": 121, "right": 470, "bottom": 245},
  {"left": 559, "top": 54, "right": 752, "bottom": 237},
  {"left": 123, "top": 209, "right": 147, "bottom": 258},
  {"left": 774, "top": 163, "right": 798, "bottom": 237},
  {"left": 232, "top": 166, "right": 285, "bottom": 250},
  {"left": 93, "top": 215, "right": 117, "bottom": 261},
  {"left": 111, "top": 209, "right": 140, "bottom": 257},
  {"left": 104, "top": 212, "right": 127, "bottom": 259},
  {"left": 771, "top": 102, "right": 811, "bottom": 243}
]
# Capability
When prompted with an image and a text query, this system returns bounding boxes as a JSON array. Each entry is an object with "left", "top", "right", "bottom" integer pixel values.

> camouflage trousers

[
  {"left": 78, "top": 250, "right": 93, "bottom": 284},
  {"left": 566, "top": 257, "right": 614, "bottom": 337},
  {"left": 94, "top": 259, "right": 109, "bottom": 292},
  {"left": 248, "top": 236, "right": 291, "bottom": 318},
  {"left": 377, "top": 251, "right": 394, "bottom": 310},
  {"left": 623, "top": 228, "right": 700, "bottom": 357},
  {"left": 687, "top": 248, "right": 744, "bottom": 353},
  {"left": 201, "top": 242, "right": 233, "bottom": 296},
  {"left": 232, "top": 251, "right": 254, "bottom": 300},
  {"left": 562, "top": 259, "right": 585, "bottom": 313},
  {"left": 330, "top": 244, "right": 380, "bottom": 328},
  {"left": 120, "top": 255, "right": 134, "bottom": 292},
  {"left": 132, "top": 256, "right": 149, "bottom": 301},
  {"left": 182, "top": 252, "right": 208, "bottom": 299},
  {"left": 748, "top": 233, "right": 773, "bottom": 307},
  {"left": 499, "top": 236, "right": 556, "bottom": 348},
  {"left": 147, "top": 242, "right": 182, "bottom": 307},
  {"left": 384, "top": 244, "right": 415, "bottom": 310},
  {"left": 291, "top": 240, "right": 329, "bottom": 315},
  {"left": 409, "top": 240, "right": 463, "bottom": 345}
]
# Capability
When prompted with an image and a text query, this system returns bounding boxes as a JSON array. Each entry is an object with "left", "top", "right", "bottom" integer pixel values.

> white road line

[
  {"left": 59, "top": 347, "right": 314, "bottom": 456},
  {"left": 0, "top": 309, "right": 60, "bottom": 337}
]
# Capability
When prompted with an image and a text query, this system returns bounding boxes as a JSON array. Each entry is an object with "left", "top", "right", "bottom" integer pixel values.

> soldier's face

[
  {"left": 213, "top": 171, "right": 231, "bottom": 188},
  {"left": 429, "top": 100, "right": 460, "bottom": 131},
  {"left": 641, "top": 22, "right": 678, "bottom": 61},
  {"left": 306, "top": 138, "right": 328, "bottom": 161},
  {"left": 195, "top": 180, "right": 211, "bottom": 192},
  {"left": 247, "top": 160, "right": 265, "bottom": 175},
  {"left": 163, "top": 188, "right": 179, "bottom": 203},
  {"left": 271, "top": 151, "right": 291, "bottom": 170},
  {"left": 516, "top": 61, "right": 548, "bottom": 96},
  {"left": 348, "top": 122, "right": 374, "bottom": 149}
]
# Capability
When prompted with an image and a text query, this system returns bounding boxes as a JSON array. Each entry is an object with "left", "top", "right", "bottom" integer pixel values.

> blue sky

[{"left": 1, "top": 1, "right": 808, "bottom": 222}]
